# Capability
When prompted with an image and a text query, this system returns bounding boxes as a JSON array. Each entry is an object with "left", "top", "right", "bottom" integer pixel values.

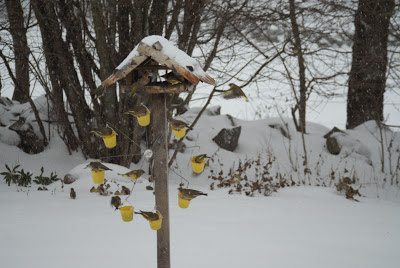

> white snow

[{"left": 0, "top": 105, "right": 399, "bottom": 268}]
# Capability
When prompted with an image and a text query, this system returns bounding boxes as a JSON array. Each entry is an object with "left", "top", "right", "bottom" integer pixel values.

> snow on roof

[{"left": 102, "top": 35, "right": 215, "bottom": 87}]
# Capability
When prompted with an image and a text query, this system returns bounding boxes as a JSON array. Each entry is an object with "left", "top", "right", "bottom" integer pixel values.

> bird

[
  {"left": 70, "top": 188, "right": 76, "bottom": 199},
  {"left": 91, "top": 126, "right": 114, "bottom": 137},
  {"left": 127, "top": 71, "right": 151, "bottom": 95},
  {"left": 124, "top": 104, "right": 149, "bottom": 117},
  {"left": 216, "top": 83, "right": 248, "bottom": 101},
  {"left": 192, "top": 154, "right": 209, "bottom": 163},
  {"left": 169, "top": 118, "right": 193, "bottom": 131},
  {"left": 135, "top": 210, "right": 160, "bottom": 221},
  {"left": 110, "top": 196, "right": 122, "bottom": 210},
  {"left": 178, "top": 187, "right": 208, "bottom": 200},
  {"left": 86, "top": 161, "right": 112, "bottom": 172},
  {"left": 118, "top": 169, "right": 145, "bottom": 181},
  {"left": 92, "top": 85, "right": 106, "bottom": 99},
  {"left": 161, "top": 72, "right": 184, "bottom": 85}
]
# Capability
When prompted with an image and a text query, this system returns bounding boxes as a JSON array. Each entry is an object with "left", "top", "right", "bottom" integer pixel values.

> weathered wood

[
  {"left": 137, "top": 82, "right": 195, "bottom": 94},
  {"left": 137, "top": 42, "right": 200, "bottom": 85},
  {"left": 135, "top": 65, "right": 171, "bottom": 70},
  {"left": 152, "top": 94, "right": 170, "bottom": 268},
  {"left": 101, "top": 53, "right": 148, "bottom": 87}
]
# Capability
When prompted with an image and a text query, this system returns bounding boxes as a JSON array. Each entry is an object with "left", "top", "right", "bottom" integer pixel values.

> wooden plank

[
  {"left": 137, "top": 82, "right": 195, "bottom": 94},
  {"left": 152, "top": 94, "right": 170, "bottom": 268},
  {"left": 101, "top": 53, "right": 148, "bottom": 87}
]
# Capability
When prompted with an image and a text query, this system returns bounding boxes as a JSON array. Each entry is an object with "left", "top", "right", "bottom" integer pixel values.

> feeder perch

[
  {"left": 191, "top": 156, "right": 205, "bottom": 173},
  {"left": 91, "top": 170, "right": 105, "bottom": 184},
  {"left": 149, "top": 213, "right": 163, "bottom": 230},
  {"left": 178, "top": 192, "right": 192, "bottom": 209},
  {"left": 171, "top": 125, "right": 186, "bottom": 138},
  {"left": 120, "top": 206, "right": 134, "bottom": 222},
  {"left": 101, "top": 131, "right": 117, "bottom": 148},
  {"left": 136, "top": 107, "right": 151, "bottom": 126}
]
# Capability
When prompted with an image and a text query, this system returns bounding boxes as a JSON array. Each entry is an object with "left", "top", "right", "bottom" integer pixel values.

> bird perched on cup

[
  {"left": 161, "top": 72, "right": 184, "bottom": 85},
  {"left": 110, "top": 196, "right": 122, "bottom": 210},
  {"left": 169, "top": 118, "right": 193, "bottom": 131},
  {"left": 118, "top": 169, "right": 145, "bottom": 181},
  {"left": 124, "top": 103, "right": 149, "bottom": 117},
  {"left": 192, "top": 154, "right": 209, "bottom": 163},
  {"left": 135, "top": 210, "right": 161, "bottom": 221},
  {"left": 215, "top": 83, "right": 248, "bottom": 101},
  {"left": 91, "top": 126, "right": 114, "bottom": 137},
  {"left": 70, "top": 188, "right": 76, "bottom": 199},
  {"left": 178, "top": 187, "right": 208, "bottom": 200},
  {"left": 86, "top": 161, "right": 112, "bottom": 172}
]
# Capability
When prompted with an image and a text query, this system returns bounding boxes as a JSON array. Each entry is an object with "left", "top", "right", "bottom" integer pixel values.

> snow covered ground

[{"left": 1, "top": 104, "right": 399, "bottom": 268}]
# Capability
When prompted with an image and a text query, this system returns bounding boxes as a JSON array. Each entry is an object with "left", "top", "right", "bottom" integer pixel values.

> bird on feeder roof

[{"left": 86, "top": 161, "right": 112, "bottom": 172}]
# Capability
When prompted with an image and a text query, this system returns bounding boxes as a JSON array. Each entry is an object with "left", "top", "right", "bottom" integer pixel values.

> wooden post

[{"left": 152, "top": 93, "right": 170, "bottom": 268}]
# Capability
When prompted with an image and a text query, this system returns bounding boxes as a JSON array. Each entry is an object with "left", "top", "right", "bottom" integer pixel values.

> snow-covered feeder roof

[{"left": 101, "top": 35, "right": 215, "bottom": 87}]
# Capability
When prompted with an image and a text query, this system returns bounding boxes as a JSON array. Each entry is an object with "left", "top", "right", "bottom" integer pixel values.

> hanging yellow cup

[
  {"left": 91, "top": 170, "right": 105, "bottom": 184},
  {"left": 178, "top": 192, "right": 192, "bottom": 209},
  {"left": 120, "top": 206, "right": 134, "bottom": 222},
  {"left": 101, "top": 131, "right": 117, "bottom": 148},
  {"left": 149, "top": 213, "right": 163, "bottom": 230},
  {"left": 171, "top": 126, "right": 186, "bottom": 138},
  {"left": 191, "top": 156, "right": 205, "bottom": 173},
  {"left": 136, "top": 108, "right": 150, "bottom": 126}
]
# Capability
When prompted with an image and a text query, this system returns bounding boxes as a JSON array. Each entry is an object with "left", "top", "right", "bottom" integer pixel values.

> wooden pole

[{"left": 152, "top": 93, "right": 170, "bottom": 268}]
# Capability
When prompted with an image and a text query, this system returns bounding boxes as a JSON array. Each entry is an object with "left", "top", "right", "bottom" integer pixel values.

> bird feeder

[
  {"left": 91, "top": 170, "right": 105, "bottom": 184},
  {"left": 148, "top": 212, "right": 163, "bottom": 230},
  {"left": 171, "top": 125, "right": 186, "bottom": 138},
  {"left": 178, "top": 192, "right": 192, "bottom": 209},
  {"left": 102, "top": 131, "right": 117, "bottom": 148},
  {"left": 120, "top": 206, "right": 134, "bottom": 222},
  {"left": 191, "top": 156, "right": 205, "bottom": 173},
  {"left": 136, "top": 107, "right": 151, "bottom": 126}
]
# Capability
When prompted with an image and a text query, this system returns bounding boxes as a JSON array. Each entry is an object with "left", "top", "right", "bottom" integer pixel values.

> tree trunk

[
  {"left": 5, "top": 0, "right": 30, "bottom": 103},
  {"left": 346, "top": 0, "right": 395, "bottom": 129}
]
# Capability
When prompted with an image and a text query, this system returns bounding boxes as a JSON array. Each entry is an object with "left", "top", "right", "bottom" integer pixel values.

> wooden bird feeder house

[{"left": 99, "top": 35, "right": 215, "bottom": 268}]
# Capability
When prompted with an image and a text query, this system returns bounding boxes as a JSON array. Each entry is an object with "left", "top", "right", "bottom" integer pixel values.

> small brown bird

[
  {"left": 118, "top": 169, "right": 145, "bottom": 181},
  {"left": 70, "top": 188, "right": 76, "bottom": 199},
  {"left": 110, "top": 196, "right": 122, "bottom": 210},
  {"left": 91, "top": 126, "right": 114, "bottom": 137},
  {"left": 86, "top": 161, "right": 112, "bottom": 172},
  {"left": 170, "top": 118, "right": 193, "bottom": 131},
  {"left": 216, "top": 83, "right": 248, "bottom": 101},
  {"left": 161, "top": 72, "right": 184, "bottom": 85},
  {"left": 193, "top": 154, "right": 209, "bottom": 163},
  {"left": 178, "top": 187, "right": 208, "bottom": 200},
  {"left": 128, "top": 71, "right": 151, "bottom": 95},
  {"left": 124, "top": 104, "right": 149, "bottom": 117},
  {"left": 135, "top": 210, "right": 160, "bottom": 221}
]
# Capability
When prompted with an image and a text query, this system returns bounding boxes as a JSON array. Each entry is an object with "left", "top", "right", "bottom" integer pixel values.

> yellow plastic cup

[
  {"left": 172, "top": 127, "right": 186, "bottom": 138},
  {"left": 91, "top": 170, "right": 105, "bottom": 184},
  {"left": 120, "top": 206, "right": 134, "bottom": 222},
  {"left": 136, "top": 108, "right": 150, "bottom": 126},
  {"left": 102, "top": 131, "right": 117, "bottom": 148},
  {"left": 178, "top": 193, "right": 191, "bottom": 209},
  {"left": 149, "top": 213, "right": 163, "bottom": 230},
  {"left": 191, "top": 157, "right": 205, "bottom": 173}
]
